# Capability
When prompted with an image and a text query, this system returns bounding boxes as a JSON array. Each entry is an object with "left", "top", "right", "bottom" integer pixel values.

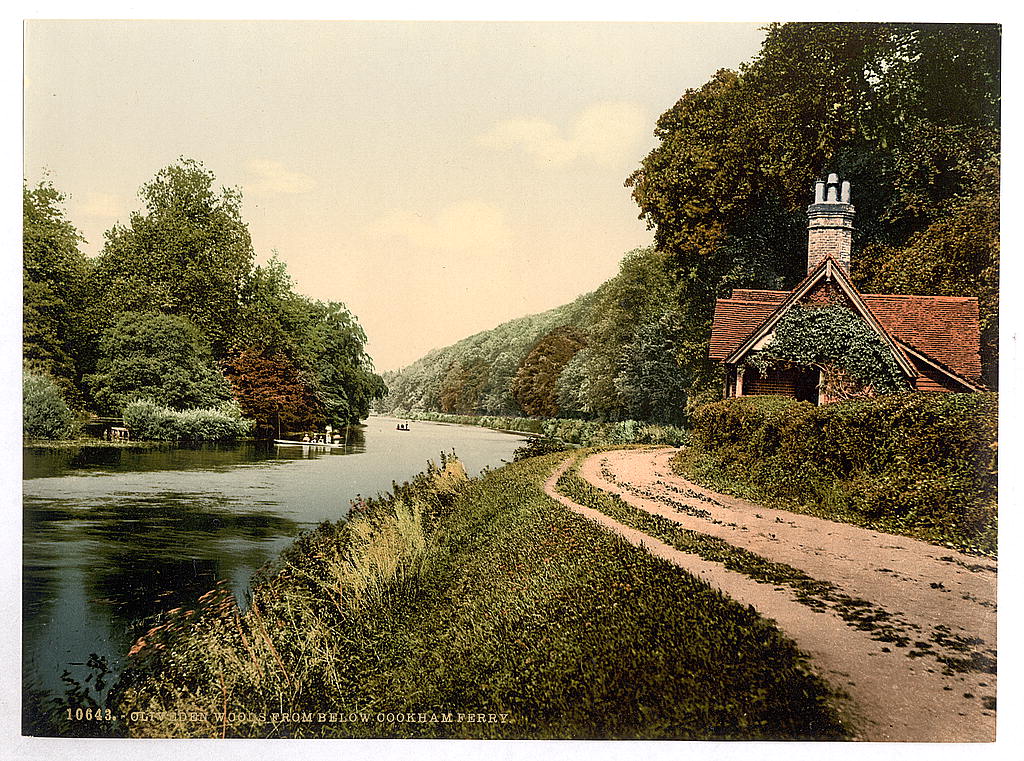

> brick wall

[{"left": 806, "top": 202, "right": 854, "bottom": 274}]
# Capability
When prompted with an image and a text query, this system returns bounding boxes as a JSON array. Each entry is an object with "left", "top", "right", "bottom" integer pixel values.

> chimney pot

[{"left": 814, "top": 181, "right": 825, "bottom": 204}]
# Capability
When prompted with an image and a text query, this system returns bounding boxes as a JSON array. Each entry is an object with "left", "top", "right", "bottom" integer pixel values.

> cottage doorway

[{"left": 793, "top": 367, "right": 819, "bottom": 405}]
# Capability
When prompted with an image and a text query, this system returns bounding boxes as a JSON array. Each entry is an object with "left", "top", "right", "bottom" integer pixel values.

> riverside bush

[
  {"left": 23, "top": 371, "right": 76, "bottom": 439},
  {"left": 122, "top": 399, "right": 253, "bottom": 442},
  {"left": 677, "top": 393, "right": 997, "bottom": 554}
]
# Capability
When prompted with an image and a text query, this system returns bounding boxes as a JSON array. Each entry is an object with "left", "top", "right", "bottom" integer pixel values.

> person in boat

[{"left": 302, "top": 434, "right": 310, "bottom": 442}]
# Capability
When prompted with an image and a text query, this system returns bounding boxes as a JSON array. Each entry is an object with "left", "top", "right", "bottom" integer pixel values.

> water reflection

[
  {"left": 22, "top": 417, "right": 524, "bottom": 732},
  {"left": 24, "top": 426, "right": 368, "bottom": 481}
]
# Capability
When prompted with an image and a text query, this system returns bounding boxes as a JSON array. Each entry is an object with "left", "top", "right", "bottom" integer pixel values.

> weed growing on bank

[{"left": 110, "top": 452, "right": 846, "bottom": 739}]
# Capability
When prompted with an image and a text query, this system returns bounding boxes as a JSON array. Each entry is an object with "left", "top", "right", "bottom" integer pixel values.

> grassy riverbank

[
  {"left": 22, "top": 437, "right": 175, "bottom": 450},
  {"left": 110, "top": 450, "right": 845, "bottom": 739},
  {"left": 386, "top": 410, "right": 688, "bottom": 447}
]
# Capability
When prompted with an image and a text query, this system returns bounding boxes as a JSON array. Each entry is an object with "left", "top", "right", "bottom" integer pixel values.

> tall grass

[{"left": 110, "top": 453, "right": 845, "bottom": 740}]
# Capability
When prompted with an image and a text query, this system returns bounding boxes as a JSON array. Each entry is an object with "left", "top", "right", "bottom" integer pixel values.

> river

[{"left": 22, "top": 416, "right": 527, "bottom": 723}]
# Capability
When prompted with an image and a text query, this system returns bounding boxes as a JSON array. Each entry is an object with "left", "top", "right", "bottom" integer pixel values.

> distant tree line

[
  {"left": 382, "top": 22, "right": 999, "bottom": 424},
  {"left": 24, "top": 158, "right": 385, "bottom": 439}
]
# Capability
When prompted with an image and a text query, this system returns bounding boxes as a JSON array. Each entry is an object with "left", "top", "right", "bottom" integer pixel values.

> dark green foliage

[
  {"left": 231, "top": 257, "right": 386, "bottom": 425},
  {"left": 22, "top": 165, "right": 383, "bottom": 427},
  {"left": 23, "top": 181, "right": 92, "bottom": 405},
  {"left": 748, "top": 304, "right": 909, "bottom": 397},
  {"left": 855, "top": 175, "right": 999, "bottom": 388},
  {"left": 438, "top": 356, "right": 491, "bottom": 415},
  {"left": 112, "top": 454, "right": 846, "bottom": 739},
  {"left": 615, "top": 310, "right": 692, "bottom": 424},
  {"left": 299, "top": 301, "right": 387, "bottom": 425},
  {"left": 121, "top": 400, "right": 252, "bottom": 443},
  {"left": 383, "top": 247, "right": 697, "bottom": 425},
  {"left": 512, "top": 326, "right": 587, "bottom": 417},
  {"left": 627, "top": 22, "right": 1000, "bottom": 386},
  {"left": 511, "top": 435, "right": 572, "bottom": 461},
  {"left": 23, "top": 371, "right": 76, "bottom": 439},
  {"left": 379, "top": 292, "right": 597, "bottom": 417},
  {"left": 677, "top": 394, "right": 997, "bottom": 554},
  {"left": 85, "top": 312, "right": 232, "bottom": 414},
  {"left": 576, "top": 247, "right": 687, "bottom": 420},
  {"left": 91, "top": 158, "right": 254, "bottom": 356}
]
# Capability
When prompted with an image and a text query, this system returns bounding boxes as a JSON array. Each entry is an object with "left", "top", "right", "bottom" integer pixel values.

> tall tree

[
  {"left": 626, "top": 22, "right": 1000, "bottom": 388},
  {"left": 512, "top": 326, "right": 587, "bottom": 418},
  {"left": 23, "top": 180, "right": 92, "bottom": 404},
  {"left": 221, "top": 348, "right": 323, "bottom": 438},
  {"left": 91, "top": 158, "right": 255, "bottom": 356},
  {"left": 300, "top": 300, "right": 387, "bottom": 424},
  {"left": 85, "top": 312, "right": 232, "bottom": 414}
]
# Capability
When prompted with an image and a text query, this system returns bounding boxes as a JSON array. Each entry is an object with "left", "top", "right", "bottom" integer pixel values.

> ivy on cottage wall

[{"left": 746, "top": 304, "right": 909, "bottom": 398}]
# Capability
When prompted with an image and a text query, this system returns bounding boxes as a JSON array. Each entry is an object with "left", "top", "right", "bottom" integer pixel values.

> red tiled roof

[
  {"left": 708, "top": 297, "right": 785, "bottom": 360},
  {"left": 860, "top": 293, "right": 982, "bottom": 382},
  {"left": 708, "top": 289, "right": 983, "bottom": 382},
  {"left": 729, "top": 289, "right": 789, "bottom": 303}
]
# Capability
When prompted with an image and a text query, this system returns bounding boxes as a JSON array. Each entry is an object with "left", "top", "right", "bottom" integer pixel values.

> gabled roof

[
  {"left": 708, "top": 298, "right": 783, "bottom": 360},
  {"left": 708, "top": 257, "right": 984, "bottom": 386},
  {"left": 858, "top": 294, "right": 983, "bottom": 383}
]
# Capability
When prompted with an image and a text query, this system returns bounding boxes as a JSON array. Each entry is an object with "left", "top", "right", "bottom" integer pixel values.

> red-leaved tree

[{"left": 222, "top": 348, "right": 323, "bottom": 438}]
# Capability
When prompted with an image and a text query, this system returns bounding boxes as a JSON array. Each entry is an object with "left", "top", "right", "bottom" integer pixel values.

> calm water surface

[{"left": 23, "top": 416, "right": 526, "bottom": 706}]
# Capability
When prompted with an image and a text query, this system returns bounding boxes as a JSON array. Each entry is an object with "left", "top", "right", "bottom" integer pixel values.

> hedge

[
  {"left": 676, "top": 393, "right": 997, "bottom": 555},
  {"left": 122, "top": 399, "right": 254, "bottom": 443}
]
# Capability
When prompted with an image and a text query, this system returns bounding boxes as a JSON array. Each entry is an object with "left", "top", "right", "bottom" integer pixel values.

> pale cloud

[
  {"left": 364, "top": 200, "right": 513, "bottom": 252},
  {"left": 477, "top": 102, "right": 647, "bottom": 168},
  {"left": 243, "top": 159, "right": 316, "bottom": 195}
]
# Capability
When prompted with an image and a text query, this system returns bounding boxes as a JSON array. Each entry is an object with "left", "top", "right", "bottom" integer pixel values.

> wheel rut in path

[{"left": 543, "top": 450, "right": 996, "bottom": 742}]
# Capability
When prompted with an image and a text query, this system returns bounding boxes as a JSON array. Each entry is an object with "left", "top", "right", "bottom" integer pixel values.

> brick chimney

[{"left": 806, "top": 173, "right": 854, "bottom": 274}]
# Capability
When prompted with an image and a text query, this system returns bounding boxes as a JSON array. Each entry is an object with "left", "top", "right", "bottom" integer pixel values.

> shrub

[
  {"left": 512, "top": 435, "right": 573, "bottom": 461},
  {"left": 23, "top": 371, "right": 76, "bottom": 439},
  {"left": 678, "top": 393, "right": 998, "bottom": 554},
  {"left": 122, "top": 399, "right": 253, "bottom": 442}
]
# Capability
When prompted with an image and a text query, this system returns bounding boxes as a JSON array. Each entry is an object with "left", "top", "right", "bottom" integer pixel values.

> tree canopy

[
  {"left": 23, "top": 181, "right": 92, "bottom": 404},
  {"left": 22, "top": 159, "right": 385, "bottom": 437},
  {"left": 86, "top": 311, "right": 233, "bottom": 414},
  {"left": 626, "top": 21, "right": 999, "bottom": 390},
  {"left": 91, "top": 158, "right": 255, "bottom": 356}
]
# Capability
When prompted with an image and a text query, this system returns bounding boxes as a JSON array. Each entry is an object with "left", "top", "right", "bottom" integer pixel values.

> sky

[{"left": 23, "top": 20, "right": 769, "bottom": 371}]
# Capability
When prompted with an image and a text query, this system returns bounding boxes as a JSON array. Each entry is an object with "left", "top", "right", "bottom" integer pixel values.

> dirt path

[{"left": 543, "top": 450, "right": 997, "bottom": 742}]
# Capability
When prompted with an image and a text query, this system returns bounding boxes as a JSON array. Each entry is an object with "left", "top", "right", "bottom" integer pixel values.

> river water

[{"left": 22, "top": 416, "right": 526, "bottom": 718}]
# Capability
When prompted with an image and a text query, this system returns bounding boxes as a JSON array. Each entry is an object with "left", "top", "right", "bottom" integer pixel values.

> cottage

[{"left": 708, "top": 174, "right": 985, "bottom": 404}]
